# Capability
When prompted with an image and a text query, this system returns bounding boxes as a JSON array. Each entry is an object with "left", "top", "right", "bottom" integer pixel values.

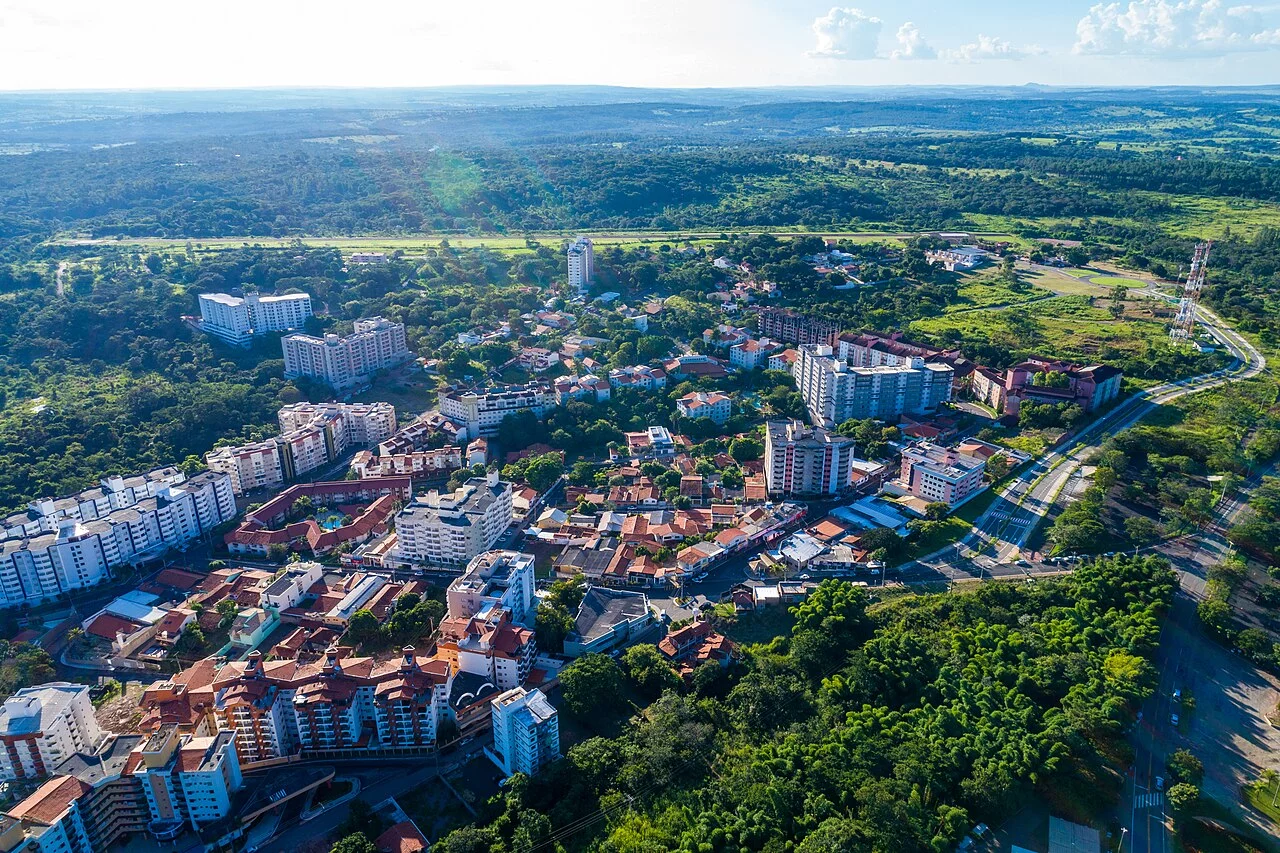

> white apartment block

[
  {"left": 282, "top": 317, "right": 410, "bottom": 390},
  {"left": 729, "top": 337, "right": 781, "bottom": 371},
  {"left": 0, "top": 684, "right": 105, "bottom": 780},
  {"left": 794, "top": 345, "right": 954, "bottom": 429},
  {"left": 136, "top": 727, "right": 243, "bottom": 835},
  {"left": 676, "top": 391, "right": 732, "bottom": 425},
  {"left": 567, "top": 237, "right": 594, "bottom": 294},
  {"left": 488, "top": 687, "right": 560, "bottom": 778},
  {"left": 439, "top": 385, "right": 553, "bottom": 440},
  {"left": 198, "top": 292, "right": 313, "bottom": 347},
  {"left": 0, "top": 470, "right": 236, "bottom": 608},
  {"left": 351, "top": 447, "right": 463, "bottom": 479},
  {"left": 448, "top": 551, "right": 536, "bottom": 624},
  {"left": 897, "top": 442, "right": 987, "bottom": 508},
  {"left": 208, "top": 402, "right": 398, "bottom": 495},
  {"left": 607, "top": 365, "right": 667, "bottom": 391},
  {"left": 392, "top": 472, "right": 513, "bottom": 568},
  {"left": 205, "top": 440, "right": 285, "bottom": 495},
  {"left": 764, "top": 420, "right": 858, "bottom": 497}
]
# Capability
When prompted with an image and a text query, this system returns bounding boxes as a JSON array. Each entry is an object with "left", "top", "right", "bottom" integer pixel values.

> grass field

[
  {"left": 47, "top": 228, "right": 1023, "bottom": 254},
  {"left": 943, "top": 269, "right": 1054, "bottom": 313},
  {"left": 1091, "top": 275, "right": 1148, "bottom": 288},
  {"left": 911, "top": 294, "right": 1177, "bottom": 364},
  {"left": 1023, "top": 268, "right": 1113, "bottom": 296}
]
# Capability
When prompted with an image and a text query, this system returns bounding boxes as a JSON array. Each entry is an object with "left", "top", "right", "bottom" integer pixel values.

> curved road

[{"left": 902, "top": 293, "right": 1266, "bottom": 585}]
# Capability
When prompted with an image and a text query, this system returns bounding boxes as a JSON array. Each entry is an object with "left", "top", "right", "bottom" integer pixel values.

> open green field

[
  {"left": 46, "top": 228, "right": 1021, "bottom": 254},
  {"left": 1023, "top": 268, "right": 1113, "bottom": 296},
  {"left": 1091, "top": 275, "right": 1147, "bottom": 288},
  {"left": 943, "top": 269, "right": 1054, "bottom": 313},
  {"left": 911, "top": 294, "right": 1178, "bottom": 363}
]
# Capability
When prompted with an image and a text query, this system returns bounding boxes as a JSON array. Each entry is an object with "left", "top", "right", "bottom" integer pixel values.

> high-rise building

[
  {"left": 794, "top": 345, "right": 954, "bottom": 428},
  {"left": 764, "top": 420, "right": 858, "bottom": 497},
  {"left": 488, "top": 687, "right": 560, "bottom": 778},
  {"left": 897, "top": 442, "right": 987, "bottom": 508},
  {"left": 756, "top": 307, "right": 841, "bottom": 347},
  {"left": 134, "top": 727, "right": 243, "bottom": 837},
  {"left": 567, "top": 237, "right": 594, "bottom": 294},
  {"left": 447, "top": 551, "right": 536, "bottom": 624},
  {"left": 282, "top": 317, "right": 410, "bottom": 390},
  {"left": 207, "top": 402, "right": 398, "bottom": 495},
  {"left": 0, "top": 684, "right": 105, "bottom": 781},
  {"left": 391, "top": 472, "right": 513, "bottom": 569},
  {"left": 198, "top": 292, "right": 313, "bottom": 347},
  {"left": 0, "top": 470, "right": 236, "bottom": 608},
  {"left": 439, "top": 385, "right": 553, "bottom": 440}
]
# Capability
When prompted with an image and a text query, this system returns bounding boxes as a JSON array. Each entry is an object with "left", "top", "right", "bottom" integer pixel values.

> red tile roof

[
  {"left": 376, "top": 822, "right": 430, "bottom": 853},
  {"left": 85, "top": 613, "right": 144, "bottom": 641},
  {"left": 6, "top": 776, "right": 91, "bottom": 824}
]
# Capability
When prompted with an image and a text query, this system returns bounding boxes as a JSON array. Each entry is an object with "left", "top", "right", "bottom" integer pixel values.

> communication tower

[{"left": 1170, "top": 241, "right": 1212, "bottom": 342}]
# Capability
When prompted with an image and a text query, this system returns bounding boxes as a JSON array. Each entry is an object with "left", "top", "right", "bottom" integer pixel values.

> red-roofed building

[
  {"left": 657, "top": 621, "right": 739, "bottom": 681},
  {"left": 376, "top": 821, "right": 430, "bottom": 853}
]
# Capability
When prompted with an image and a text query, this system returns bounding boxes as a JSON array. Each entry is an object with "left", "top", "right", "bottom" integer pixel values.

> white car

[{"left": 1170, "top": 713, "right": 1180, "bottom": 726}]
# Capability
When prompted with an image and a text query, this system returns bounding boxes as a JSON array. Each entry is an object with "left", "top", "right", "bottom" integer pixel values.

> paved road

[
  {"left": 901, "top": 297, "right": 1266, "bottom": 587},
  {"left": 256, "top": 743, "right": 490, "bottom": 853}
]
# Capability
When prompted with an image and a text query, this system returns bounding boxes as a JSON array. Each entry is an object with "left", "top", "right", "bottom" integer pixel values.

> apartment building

[
  {"left": 764, "top": 420, "right": 858, "bottom": 497},
  {"left": 447, "top": 551, "right": 536, "bottom": 624},
  {"left": 211, "top": 647, "right": 455, "bottom": 761},
  {"left": 970, "top": 359, "right": 1123, "bottom": 417},
  {"left": 134, "top": 727, "right": 243, "bottom": 836},
  {"left": 607, "top": 365, "right": 666, "bottom": 391},
  {"left": 794, "top": 345, "right": 954, "bottom": 428},
  {"left": 488, "top": 687, "right": 560, "bottom": 778},
  {"left": 208, "top": 402, "right": 397, "bottom": 495},
  {"left": 0, "top": 685, "right": 105, "bottom": 781},
  {"left": 567, "top": 236, "right": 594, "bottom": 294},
  {"left": 0, "top": 776, "right": 94, "bottom": 853},
  {"left": 379, "top": 413, "right": 468, "bottom": 456},
  {"left": 198, "top": 292, "right": 313, "bottom": 347},
  {"left": 897, "top": 442, "right": 987, "bottom": 508},
  {"left": 0, "top": 470, "right": 236, "bottom": 608},
  {"left": 391, "top": 472, "right": 514, "bottom": 568},
  {"left": 729, "top": 337, "right": 782, "bottom": 370},
  {"left": 282, "top": 317, "right": 410, "bottom": 390},
  {"left": 439, "top": 385, "right": 553, "bottom": 440},
  {"left": 351, "top": 447, "right": 462, "bottom": 479},
  {"left": 676, "top": 391, "right": 732, "bottom": 425},
  {"left": 756, "top": 307, "right": 841, "bottom": 347},
  {"left": 836, "top": 331, "right": 939, "bottom": 367}
]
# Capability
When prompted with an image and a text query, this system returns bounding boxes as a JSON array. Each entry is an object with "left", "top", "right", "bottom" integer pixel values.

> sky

[{"left": 2, "top": 0, "right": 1280, "bottom": 91}]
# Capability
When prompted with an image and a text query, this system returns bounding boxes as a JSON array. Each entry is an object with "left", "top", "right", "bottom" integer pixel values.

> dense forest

[{"left": 406, "top": 555, "right": 1174, "bottom": 852}]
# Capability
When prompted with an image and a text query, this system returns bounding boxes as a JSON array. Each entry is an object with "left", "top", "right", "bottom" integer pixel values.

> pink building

[{"left": 898, "top": 442, "right": 986, "bottom": 508}]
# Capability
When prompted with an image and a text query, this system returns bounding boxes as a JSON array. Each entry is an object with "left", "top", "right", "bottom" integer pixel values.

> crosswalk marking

[
  {"left": 989, "top": 512, "right": 1032, "bottom": 526},
  {"left": 1134, "top": 793, "right": 1163, "bottom": 809}
]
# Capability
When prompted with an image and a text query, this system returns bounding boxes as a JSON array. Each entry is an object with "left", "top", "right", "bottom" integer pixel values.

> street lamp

[{"left": 1117, "top": 826, "right": 1127, "bottom": 852}]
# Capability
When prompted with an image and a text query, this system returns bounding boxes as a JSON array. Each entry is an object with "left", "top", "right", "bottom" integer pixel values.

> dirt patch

[{"left": 94, "top": 680, "right": 145, "bottom": 732}]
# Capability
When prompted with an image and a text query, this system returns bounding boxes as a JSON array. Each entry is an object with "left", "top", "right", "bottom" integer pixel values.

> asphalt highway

[{"left": 900, "top": 297, "right": 1267, "bottom": 587}]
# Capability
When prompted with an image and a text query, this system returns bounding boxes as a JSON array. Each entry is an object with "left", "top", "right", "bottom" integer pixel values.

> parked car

[
  {"left": 1170, "top": 713, "right": 1180, "bottom": 726},
  {"left": 1172, "top": 688, "right": 1182, "bottom": 702},
  {"left": 1155, "top": 776, "right": 1165, "bottom": 791}
]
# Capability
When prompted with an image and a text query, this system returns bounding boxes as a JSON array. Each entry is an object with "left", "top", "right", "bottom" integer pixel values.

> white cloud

[
  {"left": 891, "top": 22, "right": 937, "bottom": 60},
  {"left": 810, "top": 7, "right": 882, "bottom": 59},
  {"left": 944, "top": 34, "right": 1044, "bottom": 62},
  {"left": 1075, "top": 0, "right": 1280, "bottom": 56}
]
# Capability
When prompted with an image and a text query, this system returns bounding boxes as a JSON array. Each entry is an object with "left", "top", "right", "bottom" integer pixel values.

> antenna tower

[{"left": 1171, "top": 241, "right": 1212, "bottom": 342}]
